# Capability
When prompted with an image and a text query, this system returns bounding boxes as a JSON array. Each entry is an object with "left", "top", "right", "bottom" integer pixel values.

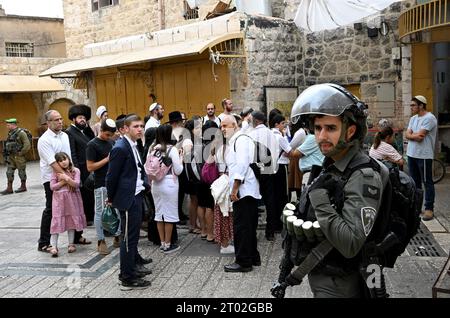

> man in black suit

[
  {"left": 66, "top": 105, "right": 95, "bottom": 244},
  {"left": 106, "top": 114, "right": 152, "bottom": 290}
]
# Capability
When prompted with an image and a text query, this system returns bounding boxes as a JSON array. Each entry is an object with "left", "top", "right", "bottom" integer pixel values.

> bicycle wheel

[{"left": 432, "top": 159, "right": 445, "bottom": 184}]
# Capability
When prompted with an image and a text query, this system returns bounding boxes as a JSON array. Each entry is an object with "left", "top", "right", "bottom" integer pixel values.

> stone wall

[
  {"left": 63, "top": 0, "right": 226, "bottom": 58},
  {"left": 231, "top": 15, "right": 301, "bottom": 113},
  {"left": 271, "top": 0, "right": 286, "bottom": 19},
  {"left": 0, "top": 15, "right": 66, "bottom": 58},
  {"left": 293, "top": 2, "right": 411, "bottom": 128},
  {"left": 63, "top": 0, "right": 287, "bottom": 59},
  {"left": 0, "top": 57, "right": 67, "bottom": 75},
  {"left": 63, "top": 0, "right": 159, "bottom": 58}
]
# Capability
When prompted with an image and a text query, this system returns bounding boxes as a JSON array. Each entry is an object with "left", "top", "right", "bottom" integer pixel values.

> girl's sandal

[
  {"left": 50, "top": 247, "right": 58, "bottom": 258},
  {"left": 68, "top": 244, "right": 77, "bottom": 253}
]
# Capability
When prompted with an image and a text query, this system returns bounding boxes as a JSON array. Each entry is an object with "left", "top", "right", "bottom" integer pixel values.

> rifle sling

[{"left": 290, "top": 239, "right": 334, "bottom": 282}]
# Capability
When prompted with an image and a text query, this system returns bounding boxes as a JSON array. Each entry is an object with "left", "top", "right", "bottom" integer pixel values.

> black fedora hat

[{"left": 166, "top": 111, "right": 184, "bottom": 124}]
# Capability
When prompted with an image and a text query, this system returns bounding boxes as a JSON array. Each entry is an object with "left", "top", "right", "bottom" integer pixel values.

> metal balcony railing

[{"left": 399, "top": 0, "right": 450, "bottom": 40}]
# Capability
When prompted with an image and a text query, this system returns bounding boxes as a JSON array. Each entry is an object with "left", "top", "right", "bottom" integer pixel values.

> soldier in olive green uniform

[
  {"left": 1, "top": 118, "right": 31, "bottom": 194},
  {"left": 276, "top": 84, "right": 385, "bottom": 298}
]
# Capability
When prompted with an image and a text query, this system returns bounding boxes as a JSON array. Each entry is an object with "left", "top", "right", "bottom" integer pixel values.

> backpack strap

[
  {"left": 233, "top": 133, "right": 252, "bottom": 152},
  {"left": 344, "top": 156, "right": 378, "bottom": 179},
  {"left": 232, "top": 134, "right": 254, "bottom": 184},
  {"left": 10, "top": 128, "right": 22, "bottom": 141}
]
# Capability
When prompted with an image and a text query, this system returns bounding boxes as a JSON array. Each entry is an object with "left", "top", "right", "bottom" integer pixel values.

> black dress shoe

[
  {"left": 136, "top": 264, "right": 152, "bottom": 276},
  {"left": 252, "top": 259, "right": 261, "bottom": 266},
  {"left": 224, "top": 262, "right": 252, "bottom": 273},
  {"left": 140, "top": 257, "right": 153, "bottom": 265},
  {"left": 136, "top": 271, "right": 151, "bottom": 278},
  {"left": 120, "top": 278, "right": 151, "bottom": 290}
]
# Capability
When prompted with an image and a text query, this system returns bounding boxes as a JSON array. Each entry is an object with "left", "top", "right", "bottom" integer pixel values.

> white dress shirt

[
  {"left": 272, "top": 128, "right": 292, "bottom": 165},
  {"left": 124, "top": 135, "right": 145, "bottom": 195},
  {"left": 225, "top": 131, "right": 261, "bottom": 200},
  {"left": 249, "top": 124, "right": 279, "bottom": 174},
  {"left": 202, "top": 115, "right": 221, "bottom": 127},
  {"left": 240, "top": 120, "right": 253, "bottom": 134},
  {"left": 289, "top": 128, "right": 306, "bottom": 149},
  {"left": 37, "top": 129, "right": 72, "bottom": 184},
  {"left": 144, "top": 116, "right": 160, "bottom": 131}
]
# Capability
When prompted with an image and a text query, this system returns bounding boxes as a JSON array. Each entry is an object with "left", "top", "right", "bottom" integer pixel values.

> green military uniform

[
  {"left": 2, "top": 118, "right": 30, "bottom": 194},
  {"left": 307, "top": 145, "right": 384, "bottom": 298}
]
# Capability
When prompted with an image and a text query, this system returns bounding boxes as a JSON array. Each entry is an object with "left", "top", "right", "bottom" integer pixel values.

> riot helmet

[{"left": 291, "top": 83, "right": 368, "bottom": 145}]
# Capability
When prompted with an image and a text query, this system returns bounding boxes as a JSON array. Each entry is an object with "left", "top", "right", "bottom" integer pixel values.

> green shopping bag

[{"left": 102, "top": 206, "right": 120, "bottom": 235}]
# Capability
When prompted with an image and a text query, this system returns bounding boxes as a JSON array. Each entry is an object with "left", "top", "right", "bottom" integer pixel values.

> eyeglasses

[{"left": 50, "top": 118, "right": 63, "bottom": 122}]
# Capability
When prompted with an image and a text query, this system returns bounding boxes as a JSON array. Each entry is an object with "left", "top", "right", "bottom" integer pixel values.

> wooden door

[
  {"left": 48, "top": 98, "right": 75, "bottom": 131},
  {"left": 154, "top": 59, "right": 230, "bottom": 119},
  {"left": 96, "top": 71, "right": 152, "bottom": 120},
  {"left": 0, "top": 93, "right": 39, "bottom": 139},
  {"left": 412, "top": 43, "right": 433, "bottom": 112}
]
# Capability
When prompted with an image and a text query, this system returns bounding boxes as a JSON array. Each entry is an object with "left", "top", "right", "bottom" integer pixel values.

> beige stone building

[
  {"left": 42, "top": 0, "right": 450, "bottom": 161},
  {"left": 0, "top": 5, "right": 89, "bottom": 159}
]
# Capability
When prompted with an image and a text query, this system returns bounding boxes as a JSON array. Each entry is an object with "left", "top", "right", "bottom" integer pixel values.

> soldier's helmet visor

[{"left": 291, "top": 83, "right": 361, "bottom": 124}]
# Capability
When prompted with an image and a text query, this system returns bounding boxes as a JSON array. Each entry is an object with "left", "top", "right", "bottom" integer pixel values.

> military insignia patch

[
  {"left": 361, "top": 207, "right": 377, "bottom": 236},
  {"left": 363, "top": 184, "right": 380, "bottom": 200}
]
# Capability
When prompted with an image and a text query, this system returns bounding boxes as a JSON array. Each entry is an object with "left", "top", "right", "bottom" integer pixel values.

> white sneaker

[{"left": 220, "top": 245, "right": 235, "bottom": 254}]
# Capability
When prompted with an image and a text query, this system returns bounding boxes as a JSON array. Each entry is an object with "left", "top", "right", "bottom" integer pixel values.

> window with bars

[
  {"left": 183, "top": 0, "right": 199, "bottom": 20},
  {"left": 92, "top": 0, "right": 119, "bottom": 12},
  {"left": 5, "top": 42, "right": 34, "bottom": 57}
]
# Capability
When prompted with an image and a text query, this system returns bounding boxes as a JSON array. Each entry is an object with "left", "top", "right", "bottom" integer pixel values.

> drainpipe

[{"left": 158, "top": 0, "right": 165, "bottom": 30}]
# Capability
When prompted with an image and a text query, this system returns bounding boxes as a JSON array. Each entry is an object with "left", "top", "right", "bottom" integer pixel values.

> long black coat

[
  {"left": 65, "top": 124, "right": 95, "bottom": 180},
  {"left": 65, "top": 124, "right": 95, "bottom": 222}
]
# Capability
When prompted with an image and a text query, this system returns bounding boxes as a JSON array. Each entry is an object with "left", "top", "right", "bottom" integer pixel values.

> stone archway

[{"left": 48, "top": 98, "right": 75, "bottom": 131}]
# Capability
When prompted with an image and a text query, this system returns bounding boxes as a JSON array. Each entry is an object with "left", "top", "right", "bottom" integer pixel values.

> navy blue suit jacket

[{"left": 106, "top": 137, "right": 149, "bottom": 211}]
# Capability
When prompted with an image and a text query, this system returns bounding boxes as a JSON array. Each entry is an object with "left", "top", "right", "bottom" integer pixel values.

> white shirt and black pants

[
  {"left": 272, "top": 128, "right": 291, "bottom": 233},
  {"left": 37, "top": 129, "right": 71, "bottom": 250},
  {"left": 224, "top": 132, "right": 262, "bottom": 271},
  {"left": 249, "top": 124, "right": 279, "bottom": 240}
]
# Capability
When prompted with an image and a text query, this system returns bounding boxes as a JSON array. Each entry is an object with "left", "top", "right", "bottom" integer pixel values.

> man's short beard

[{"left": 75, "top": 122, "right": 86, "bottom": 129}]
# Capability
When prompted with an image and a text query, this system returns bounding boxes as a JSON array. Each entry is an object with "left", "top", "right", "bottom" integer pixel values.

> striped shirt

[{"left": 369, "top": 141, "right": 402, "bottom": 163}]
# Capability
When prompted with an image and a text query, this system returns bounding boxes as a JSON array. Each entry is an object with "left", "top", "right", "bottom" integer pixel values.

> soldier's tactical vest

[
  {"left": 5, "top": 128, "right": 23, "bottom": 154},
  {"left": 287, "top": 151, "right": 386, "bottom": 275}
]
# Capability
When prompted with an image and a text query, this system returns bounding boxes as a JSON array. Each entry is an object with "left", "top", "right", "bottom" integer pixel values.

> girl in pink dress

[{"left": 49, "top": 152, "right": 87, "bottom": 257}]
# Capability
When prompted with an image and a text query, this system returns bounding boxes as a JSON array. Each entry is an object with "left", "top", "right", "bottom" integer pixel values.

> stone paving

[{"left": 0, "top": 161, "right": 449, "bottom": 298}]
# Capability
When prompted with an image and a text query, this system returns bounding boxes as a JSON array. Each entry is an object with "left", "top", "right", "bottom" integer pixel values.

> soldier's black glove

[
  {"left": 308, "top": 173, "right": 336, "bottom": 193},
  {"left": 285, "top": 274, "right": 302, "bottom": 286},
  {"left": 160, "top": 156, "right": 172, "bottom": 166},
  {"left": 270, "top": 281, "right": 289, "bottom": 299}
]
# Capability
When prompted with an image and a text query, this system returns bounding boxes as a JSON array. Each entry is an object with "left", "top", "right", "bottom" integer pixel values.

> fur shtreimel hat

[{"left": 68, "top": 104, "right": 92, "bottom": 121}]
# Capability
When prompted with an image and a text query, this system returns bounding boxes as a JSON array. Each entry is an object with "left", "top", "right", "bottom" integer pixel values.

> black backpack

[
  {"left": 20, "top": 128, "right": 33, "bottom": 147},
  {"left": 233, "top": 134, "right": 273, "bottom": 181},
  {"left": 338, "top": 159, "right": 423, "bottom": 268},
  {"left": 184, "top": 144, "right": 204, "bottom": 184}
]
